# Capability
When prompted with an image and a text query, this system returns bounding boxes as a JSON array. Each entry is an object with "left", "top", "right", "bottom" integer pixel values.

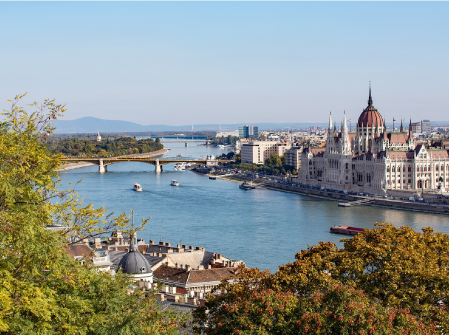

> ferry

[
  {"left": 239, "top": 182, "right": 255, "bottom": 190},
  {"left": 329, "top": 226, "right": 364, "bottom": 235},
  {"left": 132, "top": 183, "right": 142, "bottom": 192},
  {"left": 171, "top": 180, "right": 180, "bottom": 187}
]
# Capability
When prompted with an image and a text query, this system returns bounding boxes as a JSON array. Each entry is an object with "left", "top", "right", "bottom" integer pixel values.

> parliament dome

[{"left": 357, "top": 87, "right": 384, "bottom": 128}]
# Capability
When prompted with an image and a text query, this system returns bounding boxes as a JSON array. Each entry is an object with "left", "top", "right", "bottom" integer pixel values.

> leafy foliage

[
  {"left": 194, "top": 223, "right": 448, "bottom": 333},
  {"left": 0, "top": 94, "right": 187, "bottom": 334}
]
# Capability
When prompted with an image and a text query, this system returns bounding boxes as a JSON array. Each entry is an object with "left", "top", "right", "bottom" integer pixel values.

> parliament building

[{"left": 298, "top": 88, "right": 449, "bottom": 195}]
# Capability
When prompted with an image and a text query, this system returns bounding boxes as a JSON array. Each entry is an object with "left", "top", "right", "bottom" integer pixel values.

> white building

[
  {"left": 215, "top": 130, "right": 239, "bottom": 138},
  {"left": 241, "top": 141, "right": 292, "bottom": 164},
  {"left": 298, "top": 88, "right": 449, "bottom": 195}
]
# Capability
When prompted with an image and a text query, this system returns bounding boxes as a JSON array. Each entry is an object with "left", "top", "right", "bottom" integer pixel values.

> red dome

[{"left": 357, "top": 88, "right": 384, "bottom": 128}]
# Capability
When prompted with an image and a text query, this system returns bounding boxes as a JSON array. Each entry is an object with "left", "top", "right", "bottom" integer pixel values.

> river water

[{"left": 59, "top": 142, "right": 449, "bottom": 272}]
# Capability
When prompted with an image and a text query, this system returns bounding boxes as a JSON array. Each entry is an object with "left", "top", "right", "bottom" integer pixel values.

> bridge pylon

[
  {"left": 155, "top": 159, "right": 162, "bottom": 173},
  {"left": 99, "top": 159, "right": 108, "bottom": 173}
]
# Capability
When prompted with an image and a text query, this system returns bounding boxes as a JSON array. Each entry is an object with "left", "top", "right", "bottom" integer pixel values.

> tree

[
  {"left": 265, "top": 153, "right": 282, "bottom": 168},
  {"left": 0, "top": 94, "right": 187, "bottom": 334},
  {"left": 194, "top": 223, "right": 449, "bottom": 333}
]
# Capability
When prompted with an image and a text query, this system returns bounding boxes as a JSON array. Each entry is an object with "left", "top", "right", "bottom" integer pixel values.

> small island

[{"left": 47, "top": 135, "right": 164, "bottom": 157}]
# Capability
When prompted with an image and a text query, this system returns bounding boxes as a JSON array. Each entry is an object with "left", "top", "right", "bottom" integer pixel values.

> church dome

[
  {"left": 118, "top": 245, "right": 152, "bottom": 275},
  {"left": 357, "top": 87, "right": 384, "bottom": 128}
]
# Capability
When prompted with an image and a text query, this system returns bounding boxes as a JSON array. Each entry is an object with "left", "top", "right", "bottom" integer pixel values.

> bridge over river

[{"left": 61, "top": 156, "right": 230, "bottom": 173}]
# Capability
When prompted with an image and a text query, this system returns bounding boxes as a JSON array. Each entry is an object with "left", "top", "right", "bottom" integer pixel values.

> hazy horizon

[{"left": 1, "top": 2, "right": 448, "bottom": 125}]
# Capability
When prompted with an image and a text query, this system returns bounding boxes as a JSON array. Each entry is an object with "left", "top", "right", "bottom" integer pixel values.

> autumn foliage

[{"left": 194, "top": 223, "right": 447, "bottom": 334}]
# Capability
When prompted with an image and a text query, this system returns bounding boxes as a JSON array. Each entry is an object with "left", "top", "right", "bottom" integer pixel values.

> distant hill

[
  {"left": 52, "top": 117, "right": 329, "bottom": 134},
  {"left": 53, "top": 117, "right": 449, "bottom": 134}
]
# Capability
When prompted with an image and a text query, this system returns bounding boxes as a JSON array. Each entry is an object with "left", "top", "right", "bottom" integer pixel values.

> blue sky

[{"left": 0, "top": 2, "right": 448, "bottom": 125}]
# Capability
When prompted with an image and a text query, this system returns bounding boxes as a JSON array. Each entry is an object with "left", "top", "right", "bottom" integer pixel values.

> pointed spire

[
  {"left": 368, "top": 82, "right": 373, "bottom": 107},
  {"left": 400, "top": 118, "right": 403, "bottom": 132},
  {"left": 328, "top": 111, "right": 332, "bottom": 130}
]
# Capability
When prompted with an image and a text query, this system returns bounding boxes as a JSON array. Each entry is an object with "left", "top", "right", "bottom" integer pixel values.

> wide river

[{"left": 60, "top": 142, "right": 449, "bottom": 272}]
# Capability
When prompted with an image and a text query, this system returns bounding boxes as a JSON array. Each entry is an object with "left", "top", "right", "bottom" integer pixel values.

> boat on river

[
  {"left": 330, "top": 226, "right": 364, "bottom": 235},
  {"left": 171, "top": 180, "right": 179, "bottom": 187},
  {"left": 174, "top": 162, "right": 186, "bottom": 170},
  {"left": 239, "top": 182, "right": 255, "bottom": 190},
  {"left": 132, "top": 183, "right": 142, "bottom": 192},
  {"left": 209, "top": 176, "right": 216, "bottom": 180}
]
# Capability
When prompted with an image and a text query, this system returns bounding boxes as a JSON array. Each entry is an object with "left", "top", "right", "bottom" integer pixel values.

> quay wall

[{"left": 194, "top": 168, "right": 449, "bottom": 216}]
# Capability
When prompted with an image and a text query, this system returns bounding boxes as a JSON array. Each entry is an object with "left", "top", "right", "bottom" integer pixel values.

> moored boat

[
  {"left": 239, "top": 182, "right": 255, "bottom": 190},
  {"left": 209, "top": 176, "right": 216, "bottom": 180},
  {"left": 330, "top": 226, "right": 364, "bottom": 235},
  {"left": 171, "top": 180, "right": 179, "bottom": 187},
  {"left": 132, "top": 183, "right": 142, "bottom": 192}
]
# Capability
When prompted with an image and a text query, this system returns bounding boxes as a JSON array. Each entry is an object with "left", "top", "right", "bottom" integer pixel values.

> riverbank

[
  {"left": 57, "top": 149, "right": 169, "bottom": 172},
  {"left": 197, "top": 168, "right": 449, "bottom": 216}
]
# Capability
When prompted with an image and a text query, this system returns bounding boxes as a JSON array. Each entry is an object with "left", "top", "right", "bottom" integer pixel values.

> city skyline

[{"left": 1, "top": 2, "right": 448, "bottom": 125}]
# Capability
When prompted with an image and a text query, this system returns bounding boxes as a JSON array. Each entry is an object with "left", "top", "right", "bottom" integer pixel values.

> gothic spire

[
  {"left": 368, "top": 82, "right": 373, "bottom": 107},
  {"left": 400, "top": 118, "right": 403, "bottom": 132}
]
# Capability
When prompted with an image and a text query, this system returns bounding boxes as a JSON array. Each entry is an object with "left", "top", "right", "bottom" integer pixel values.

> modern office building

[
  {"left": 411, "top": 122, "right": 421, "bottom": 134},
  {"left": 421, "top": 120, "right": 431, "bottom": 134},
  {"left": 239, "top": 125, "right": 259, "bottom": 139},
  {"left": 241, "top": 141, "right": 291, "bottom": 164}
]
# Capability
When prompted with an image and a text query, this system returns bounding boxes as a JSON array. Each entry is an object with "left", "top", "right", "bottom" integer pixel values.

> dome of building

[
  {"left": 118, "top": 244, "right": 152, "bottom": 275},
  {"left": 357, "top": 87, "right": 384, "bottom": 128}
]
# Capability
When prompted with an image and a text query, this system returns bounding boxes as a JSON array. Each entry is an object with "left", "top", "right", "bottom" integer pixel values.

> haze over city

[{"left": 1, "top": 2, "right": 448, "bottom": 125}]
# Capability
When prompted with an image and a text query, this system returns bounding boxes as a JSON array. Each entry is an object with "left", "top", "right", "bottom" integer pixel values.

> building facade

[
  {"left": 298, "top": 88, "right": 449, "bottom": 195},
  {"left": 239, "top": 125, "right": 259, "bottom": 139},
  {"left": 241, "top": 141, "right": 292, "bottom": 164},
  {"left": 421, "top": 120, "right": 431, "bottom": 134}
]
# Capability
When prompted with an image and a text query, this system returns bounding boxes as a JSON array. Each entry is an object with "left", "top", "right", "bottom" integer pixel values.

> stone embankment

[
  {"left": 57, "top": 149, "right": 169, "bottom": 172},
  {"left": 194, "top": 168, "right": 449, "bottom": 216}
]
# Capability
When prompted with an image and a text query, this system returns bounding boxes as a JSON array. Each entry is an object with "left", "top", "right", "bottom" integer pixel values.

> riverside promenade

[{"left": 198, "top": 168, "right": 449, "bottom": 216}]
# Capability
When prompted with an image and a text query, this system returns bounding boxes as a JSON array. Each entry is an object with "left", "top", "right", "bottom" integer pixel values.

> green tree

[
  {"left": 194, "top": 223, "right": 449, "bottom": 333},
  {"left": 265, "top": 153, "right": 282, "bottom": 168},
  {"left": 0, "top": 94, "right": 186, "bottom": 334}
]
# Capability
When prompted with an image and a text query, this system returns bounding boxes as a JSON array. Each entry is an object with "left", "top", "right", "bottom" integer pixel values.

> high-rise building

[
  {"left": 411, "top": 122, "right": 421, "bottom": 134},
  {"left": 421, "top": 120, "right": 431, "bottom": 134},
  {"left": 239, "top": 125, "right": 259, "bottom": 139}
]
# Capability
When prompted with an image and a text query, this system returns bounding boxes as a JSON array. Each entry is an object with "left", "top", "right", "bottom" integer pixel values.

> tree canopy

[
  {"left": 194, "top": 223, "right": 447, "bottom": 334},
  {"left": 0, "top": 94, "right": 186, "bottom": 334}
]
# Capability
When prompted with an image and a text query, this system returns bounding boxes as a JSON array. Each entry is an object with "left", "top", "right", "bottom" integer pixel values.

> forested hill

[{"left": 47, "top": 136, "right": 164, "bottom": 157}]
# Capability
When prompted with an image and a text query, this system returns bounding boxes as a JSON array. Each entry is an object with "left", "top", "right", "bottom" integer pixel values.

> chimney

[
  {"left": 182, "top": 244, "right": 187, "bottom": 249},
  {"left": 195, "top": 246, "right": 201, "bottom": 250},
  {"left": 189, "top": 246, "right": 193, "bottom": 250},
  {"left": 177, "top": 244, "right": 181, "bottom": 248},
  {"left": 198, "top": 265, "right": 204, "bottom": 270},
  {"left": 94, "top": 237, "right": 102, "bottom": 249},
  {"left": 186, "top": 264, "right": 191, "bottom": 271},
  {"left": 175, "top": 262, "right": 178, "bottom": 268},
  {"left": 149, "top": 239, "right": 154, "bottom": 244},
  {"left": 159, "top": 241, "right": 164, "bottom": 245},
  {"left": 165, "top": 242, "right": 171, "bottom": 247}
]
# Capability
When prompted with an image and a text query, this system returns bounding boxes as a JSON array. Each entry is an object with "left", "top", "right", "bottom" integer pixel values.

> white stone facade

[{"left": 298, "top": 90, "right": 449, "bottom": 195}]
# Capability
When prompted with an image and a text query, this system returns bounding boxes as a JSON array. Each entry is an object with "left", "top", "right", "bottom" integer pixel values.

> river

[{"left": 59, "top": 142, "right": 449, "bottom": 272}]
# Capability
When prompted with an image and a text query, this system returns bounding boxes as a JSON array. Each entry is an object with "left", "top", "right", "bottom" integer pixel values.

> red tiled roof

[
  {"left": 65, "top": 244, "right": 93, "bottom": 258},
  {"left": 188, "top": 267, "right": 238, "bottom": 284},
  {"left": 430, "top": 150, "right": 449, "bottom": 159},
  {"left": 388, "top": 133, "right": 408, "bottom": 144}
]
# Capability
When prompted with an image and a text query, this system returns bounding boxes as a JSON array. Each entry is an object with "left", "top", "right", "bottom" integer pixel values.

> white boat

[
  {"left": 218, "top": 145, "right": 225, "bottom": 149},
  {"left": 133, "top": 183, "right": 142, "bottom": 192},
  {"left": 174, "top": 162, "right": 186, "bottom": 170},
  {"left": 171, "top": 180, "right": 179, "bottom": 187}
]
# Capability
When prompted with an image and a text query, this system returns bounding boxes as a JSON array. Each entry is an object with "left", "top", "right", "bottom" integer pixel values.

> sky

[{"left": 0, "top": 2, "right": 448, "bottom": 126}]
